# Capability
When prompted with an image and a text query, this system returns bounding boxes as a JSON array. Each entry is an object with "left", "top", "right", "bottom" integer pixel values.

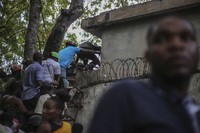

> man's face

[{"left": 147, "top": 17, "right": 198, "bottom": 80}]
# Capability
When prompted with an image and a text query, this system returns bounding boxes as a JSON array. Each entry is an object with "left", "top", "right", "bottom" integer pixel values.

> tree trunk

[
  {"left": 43, "top": 0, "right": 84, "bottom": 58},
  {"left": 24, "top": 0, "right": 42, "bottom": 61}
]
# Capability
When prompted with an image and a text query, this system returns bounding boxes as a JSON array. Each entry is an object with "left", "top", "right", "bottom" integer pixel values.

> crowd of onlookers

[{"left": 0, "top": 41, "right": 101, "bottom": 133}]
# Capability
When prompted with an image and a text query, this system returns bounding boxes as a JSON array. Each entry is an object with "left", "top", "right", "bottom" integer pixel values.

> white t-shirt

[
  {"left": 34, "top": 94, "right": 68, "bottom": 114},
  {"left": 42, "top": 58, "right": 61, "bottom": 82},
  {"left": 34, "top": 94, "right": 52, "bottom": 114}
]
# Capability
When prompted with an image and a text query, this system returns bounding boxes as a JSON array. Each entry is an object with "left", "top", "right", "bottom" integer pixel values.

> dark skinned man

[{"left": 87, "top": 16, "right": 199, "bottom": 133}]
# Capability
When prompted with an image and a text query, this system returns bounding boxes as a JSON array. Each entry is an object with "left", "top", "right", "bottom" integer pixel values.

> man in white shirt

[
  {"left": 35, "top": 52, "right": 61, "bottom": 114},
  {"left": 42, "top": 52, "right": 61, "bottom": 86}
]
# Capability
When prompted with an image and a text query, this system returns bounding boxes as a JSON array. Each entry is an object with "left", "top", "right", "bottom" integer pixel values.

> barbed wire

[{"left": 76, "top": 57, "right": 151, "bottom": 88}]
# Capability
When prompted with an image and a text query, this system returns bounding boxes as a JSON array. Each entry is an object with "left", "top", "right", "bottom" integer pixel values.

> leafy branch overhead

[{"left": 0, "top": 0, "right": 150, "bottom": 68}]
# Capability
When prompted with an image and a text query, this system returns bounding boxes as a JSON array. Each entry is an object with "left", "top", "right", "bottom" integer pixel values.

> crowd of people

[{"left": 0, "top": 41, "right": 98, "bottom": 133}]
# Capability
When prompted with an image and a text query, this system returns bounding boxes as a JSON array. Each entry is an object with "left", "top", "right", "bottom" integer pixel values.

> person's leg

[
  {"left": 61, "top": 67, "right": 67, "bottom": 78},
  {"left": 61, "top": 67, "right": 69, "bottom": 89},
  {"left": 23, "top": 94, "right": 40, "bottom": 111}
]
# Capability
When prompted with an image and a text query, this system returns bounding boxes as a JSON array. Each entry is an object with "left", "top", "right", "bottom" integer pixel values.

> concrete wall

[
  {"left": 101, "top": 20, "right": 149, "bottom": 62},
  {"left": 82, "top": 0, "right": 200, "bottom": 38},
  {"left": 101, "top": 8, "right": 200, "bottom": 62},
  {"left": 68, "top": 83, "right": 112, "bottom": 133}
]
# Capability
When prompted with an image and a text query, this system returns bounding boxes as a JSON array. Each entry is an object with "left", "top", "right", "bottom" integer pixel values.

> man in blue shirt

[
  {"left": 87, "top": 16, "right": 200, "bottom": 133},
  {"left": 58, "top": 41, "right": 100, "bottom": 88},
  {"left": 22, "top": 52, "right": 44, "bottom": 111}
]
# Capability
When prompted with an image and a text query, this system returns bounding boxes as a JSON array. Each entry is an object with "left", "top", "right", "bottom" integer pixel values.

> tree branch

[
  {"left": 43, "top": 0, "right": 84, "bottom": 58},
  {"left": 5, "top": 7, "right": 27, "bottom": 25},
  {"left": 24, "top": 0, "right": 42, "bottom": 60}
]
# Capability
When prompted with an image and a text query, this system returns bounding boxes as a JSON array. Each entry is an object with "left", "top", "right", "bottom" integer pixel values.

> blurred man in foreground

[{"left": 87, "top": 16, "right": 199, "bottom": 133}]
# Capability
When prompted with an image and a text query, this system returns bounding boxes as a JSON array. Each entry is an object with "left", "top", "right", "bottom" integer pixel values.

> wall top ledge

[{"left": 81, "top": 0, "right": 200, "bottom": 38}]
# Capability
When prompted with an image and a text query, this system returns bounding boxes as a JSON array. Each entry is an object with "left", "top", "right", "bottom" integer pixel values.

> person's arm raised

[{"left": 80, "top": 48, "right": 101, "bottom": 54}]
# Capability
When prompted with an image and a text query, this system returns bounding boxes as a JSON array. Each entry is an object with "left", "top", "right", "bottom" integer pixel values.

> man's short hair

[
  {"left": 66, "top": 41, "right": 77, "bottom": 47},
  {"left": 146, "top": 16, "right": 197, "bottom": 45},
  {"left": 33, "top": 52, "right": 43, "bottom": 62}
]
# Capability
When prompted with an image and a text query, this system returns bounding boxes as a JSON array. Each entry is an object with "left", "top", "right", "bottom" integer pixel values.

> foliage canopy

[{"left": 0, "top": 0, "right": 150, "bottom": 69}]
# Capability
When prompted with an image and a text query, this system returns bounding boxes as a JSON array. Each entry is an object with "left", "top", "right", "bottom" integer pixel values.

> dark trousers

[{"left": 23, "top": 94, "right": 40, "bottom": 111}]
